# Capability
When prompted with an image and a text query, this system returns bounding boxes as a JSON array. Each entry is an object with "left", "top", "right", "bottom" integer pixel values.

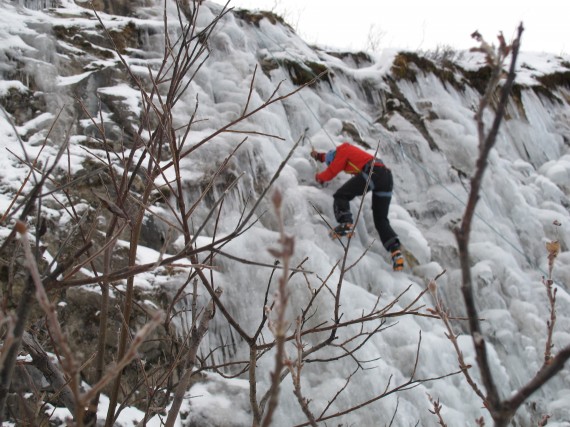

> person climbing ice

[{"left": 311, "top": 142, "right": 404, "bottom": 271}]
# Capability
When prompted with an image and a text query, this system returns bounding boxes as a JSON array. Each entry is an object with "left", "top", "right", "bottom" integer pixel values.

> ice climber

[{"left": 311, "top": 142, "right": 404, "bottom": 271}]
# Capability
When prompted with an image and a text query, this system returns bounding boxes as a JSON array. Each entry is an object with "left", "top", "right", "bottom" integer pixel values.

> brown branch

[
  {"left": 427, "top": 274, "right": 487, "bottom": 404},
  {"left": 452, "top": 25, "right": 568, "bottom": 427},
  {"left": 250, "top": 346, "right": 263, "bottom": 426},
  {"left": 296, "top": 362, "right": 462, "bottom": 426},
  {"left": 427, "top": 394, "right": 448, "bottom": 427},
  {"left": 164, "top": 288, "right": 222, "bottom": 427},
  {"left": 288, "top": 317, "right": 318, "bottom": 427},
  {"left": 501, "top": 345, "right": 570, "bottom": 417},
  {"left": 21, "top": 331, "right": 76, "bottom": 415},
  {"left": 455, "top": 25, "right": 523, "bottom": 417},
  {"left": 260, "top": 190, "right": 294, "bottom": 427},
  {"left": 543, "top": 238, "right": 560, "bottom": 365}
]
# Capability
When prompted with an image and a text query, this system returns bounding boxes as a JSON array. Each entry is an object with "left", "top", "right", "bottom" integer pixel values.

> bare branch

[{"left": 164, "top": 288, "right": 222, "bottom": 427}]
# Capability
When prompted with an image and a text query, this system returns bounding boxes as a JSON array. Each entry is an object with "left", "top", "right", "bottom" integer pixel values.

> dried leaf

[
  {"left": 546, "top": 240, "right": 560, "bottom": 255},
  {"left": 15, "top": 220, "right": 27, "bottom": 234},
  {"left": 267, "top": 248, "right": 282, "bottom": 258}
]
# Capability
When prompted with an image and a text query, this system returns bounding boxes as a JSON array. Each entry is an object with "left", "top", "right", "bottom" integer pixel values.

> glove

[
  {"left": 311, "top": 150, "right": 325, "bottom": 162},
  {"left": 315, "top": 174, "right": 325, "bottom": 185}
]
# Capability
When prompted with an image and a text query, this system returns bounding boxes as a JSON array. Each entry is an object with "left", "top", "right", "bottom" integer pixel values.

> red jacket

[{"left": 316, "top": 143, "right": 374, "bottom": 183}]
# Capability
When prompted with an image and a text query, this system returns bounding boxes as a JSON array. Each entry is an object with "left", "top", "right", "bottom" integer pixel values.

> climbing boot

[
  {"left": 391, "top": 249, "right": 404, "bottom": 271},
  {"left": 330, "top": 223, "right": 354, "bottom": 239}
]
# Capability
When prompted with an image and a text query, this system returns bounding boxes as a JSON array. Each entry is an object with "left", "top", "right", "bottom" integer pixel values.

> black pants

[{"left": 333, "top": 165, "right": 400, "bottom": 252}]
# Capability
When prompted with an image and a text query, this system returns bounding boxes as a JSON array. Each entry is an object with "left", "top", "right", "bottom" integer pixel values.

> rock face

[
  {"left": 59, "top": 285, "right": 174, "bottom": 400},
  {"left": 89, "top": 0, "right": 152, "bottom": 16}
]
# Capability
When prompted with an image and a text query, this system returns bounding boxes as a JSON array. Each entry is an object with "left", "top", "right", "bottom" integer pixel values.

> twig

[
  {"left": 455, "top": 27, "right": 522, "bottom": 419},
  {"left": 260, "top": 190, "right": 295, "bottom": 426},
  {"left": 287, "top": 317, "right": 318, "bottom": 427},
  {"left": 427, "top": 273, "right": 487, "bottom": 404},
  {"left": 427, "top": 394, "right": 448, "bottom": 427}
]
